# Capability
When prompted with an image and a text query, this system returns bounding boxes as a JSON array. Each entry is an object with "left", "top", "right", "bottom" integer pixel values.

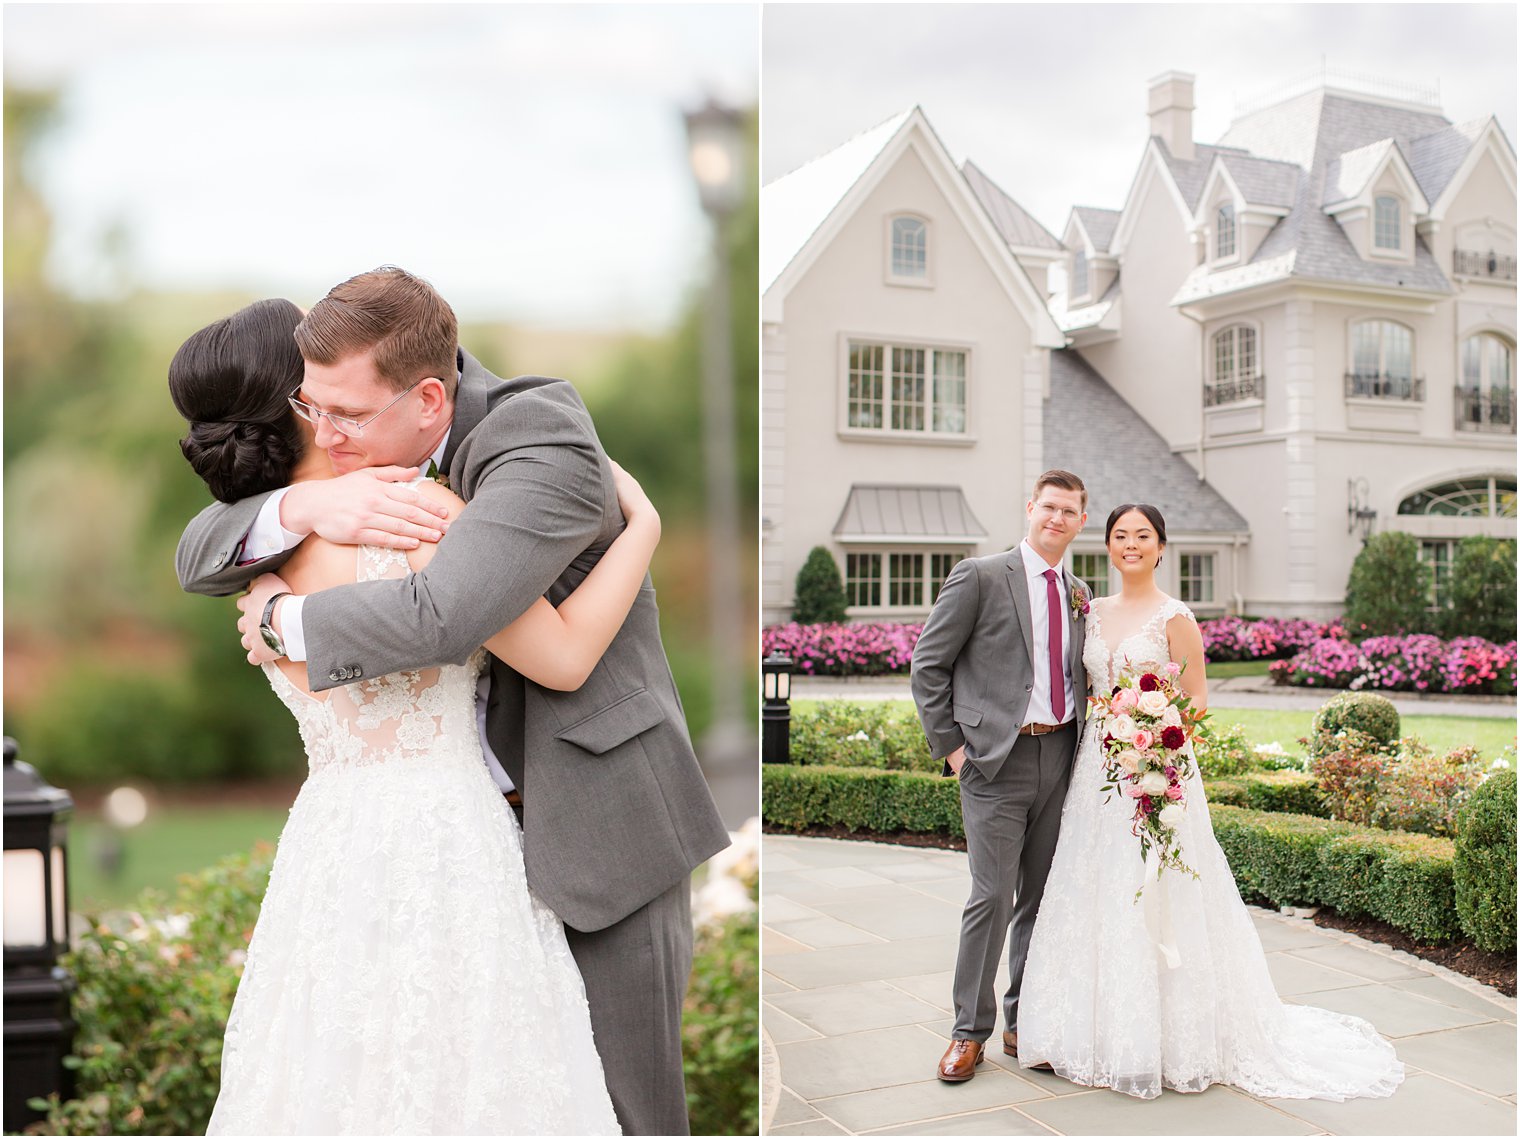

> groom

[
  {"left": 910, "top": 469, "right": 1089, "bottom": 1082},
  {"left": 176, "top": 266, "right": 731, "bottom": 1135}
]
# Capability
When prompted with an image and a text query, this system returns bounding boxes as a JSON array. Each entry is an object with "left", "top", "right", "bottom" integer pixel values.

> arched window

[
  {"left": 1374, "top": 195, "right": 1401, "bottom": 251},
  {"left": 1349, "top": 319, "right": 1417, "bottom": 399},
  {"left": 1216, "top": 202, "right": 1236, "bottom": 259},
  {"left": 890, "top": 216, "right": 927, "bottom": 278},
  {"left": 1071, "top": 249, "right": 1089, "bottom": 298},
  {"left": 1458, "top": 333, "right": 1515, "bottom": 431},
  {"left": 1398, "top": 476, "right": 1518, "bottom": 518},
  {"left": 1207, "top": 325, "right": 1260, "bottom": 404}
]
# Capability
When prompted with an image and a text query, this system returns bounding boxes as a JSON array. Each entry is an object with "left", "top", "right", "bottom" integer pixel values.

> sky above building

[
  {"left": 762, "top": 4, "right": 1516, "bottom": 241},
  {"left": 5, "top": 3, "right": 758, "bottom": 329}
]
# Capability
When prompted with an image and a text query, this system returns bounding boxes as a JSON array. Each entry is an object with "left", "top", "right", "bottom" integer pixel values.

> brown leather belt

[
  {"left": 502, "top": 791, "right": 523, "bottom": 808},
  {"left": 1019, "top": 722, "right": 1070, "bottom": 736}
]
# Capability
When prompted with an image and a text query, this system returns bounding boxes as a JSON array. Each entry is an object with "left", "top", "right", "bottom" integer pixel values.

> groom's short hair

[
  {"left": 295, "top": 266, "right": 459, "bottom": 399},
  {"left": 1033, "top": 469, "right": 1087, "bottom": 511}
]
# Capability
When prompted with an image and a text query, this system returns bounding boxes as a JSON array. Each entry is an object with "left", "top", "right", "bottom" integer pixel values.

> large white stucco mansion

[{"left": 761, "top": 72, "right": 1516, "bottom": 624}]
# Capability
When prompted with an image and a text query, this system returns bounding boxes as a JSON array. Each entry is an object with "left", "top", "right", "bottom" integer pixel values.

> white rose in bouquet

[
  {"left": 1109, "top": 714, "right": 1137, "bottom": 741},
  {"left": 1137, "top": 690, "right": 1169, "bottom": 717},
  {"left": 1158, "top": 803, "right": 1186, "bottom": 829},
  {"left": 1161, "top": 704, "right": 1183, "bottom": 728},
  {"left": 1117, "top": 749, "right": 1143, "bottom": 774},
  {"left": 1139, "top": 770, "right": 1169, "bottom": 796}
]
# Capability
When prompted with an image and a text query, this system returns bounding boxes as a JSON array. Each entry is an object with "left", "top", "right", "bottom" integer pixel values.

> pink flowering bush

[
  {"left": 761, "top": 623, "right": 921, "bottom": 676},
  {"left": 1273, "top": 634, "right": 1517, "bottom": 695},
  {"left": 1200, "top": 616, "right": 1342, "bottom": 663}
]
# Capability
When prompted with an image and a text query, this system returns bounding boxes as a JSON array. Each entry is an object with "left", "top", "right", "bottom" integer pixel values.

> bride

[
  {"left": 169, "top": 298, "right": 638, "bottom": 1135},
  {"left": 1016, "top": 503, "right": 1404, "bottom": 1101}
]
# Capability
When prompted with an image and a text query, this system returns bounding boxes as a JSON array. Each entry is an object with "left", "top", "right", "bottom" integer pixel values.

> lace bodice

[
  {"left": 262, "top": 544, "right": 487, "bottom": 776},
  {"left": 1082, "top": 595, "right": 1196, "bottom": 695}
]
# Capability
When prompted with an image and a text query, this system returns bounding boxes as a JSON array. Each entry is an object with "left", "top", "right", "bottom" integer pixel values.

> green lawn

[
  {"left": 791, "top": 699, "right": 1514, "bottom": 761},
  {"left": 1206, "top": 660, "right": 1273, "bottom": 679},
  {"left": 68, "top": 805, "right": 291, "bottom": 914}
]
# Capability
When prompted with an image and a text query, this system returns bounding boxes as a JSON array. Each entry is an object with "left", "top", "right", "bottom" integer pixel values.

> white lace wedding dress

[
  {"left": 1016, "top": 596, "right": 1403, "bottom": 1101},
  {"left": 206, "top": 545, "right": 620, "bottom": 1136}
]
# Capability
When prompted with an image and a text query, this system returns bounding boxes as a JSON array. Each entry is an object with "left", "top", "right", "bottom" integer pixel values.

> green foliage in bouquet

[
  {"left": 28, "top": 846, "right": 273, "bottom": 1135},
  {"left": 1343, "top": 531, "right": 1432, "bottom": 636},
  {"left": 791, "top": 546, "right": 848, "bottom": 625},
  {"left": 1454, "top": 770, "right": 1517, "bottom": 953},
  {"left": 788, "top": 701, "right": 936, "bottom": 772}
]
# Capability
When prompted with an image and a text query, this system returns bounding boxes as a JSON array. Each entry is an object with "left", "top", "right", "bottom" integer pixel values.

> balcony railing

[
  {"left": 1345, "top": 372, "right": 1424, "bottom": 401},
  {"left": 1454, "top": 249, "right": 1517, "bottom": 282},
  {"left": 1204, "top": 373, "right": 1265, "bottom": 406},
  {"left": 1454, "top": 385, "right": 1517, "bottom": 433}
]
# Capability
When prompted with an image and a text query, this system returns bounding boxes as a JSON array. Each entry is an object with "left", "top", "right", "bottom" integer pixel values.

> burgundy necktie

[{"left": 1042, "top": 569, "right": 1065, "bottom": 721}]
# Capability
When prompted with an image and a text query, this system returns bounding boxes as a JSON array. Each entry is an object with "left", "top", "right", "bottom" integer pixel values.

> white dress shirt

[
  {"left": 239, "top": 430, "right": 518, "bottom": 792},
  {"left": 1019, "top": 540, "right": 1075, "bottom": 727}
]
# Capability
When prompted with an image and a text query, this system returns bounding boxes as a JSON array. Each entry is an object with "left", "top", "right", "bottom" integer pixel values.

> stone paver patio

[{"left": 761, "top": 834, "right": 1516, "bottom": 1136}]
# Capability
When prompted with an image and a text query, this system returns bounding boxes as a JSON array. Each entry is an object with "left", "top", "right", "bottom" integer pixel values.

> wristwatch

[{"left": 260, "top": 592, "right": 293, "bottom": 657}]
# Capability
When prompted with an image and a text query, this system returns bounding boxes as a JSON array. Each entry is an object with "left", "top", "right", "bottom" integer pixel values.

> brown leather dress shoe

[
  {"left": 1002, "top": 1030, "right": 1053, "bottom": 1071},
  {"left": 936, "top": 1038, "right": 985, "bottom": 1082}
]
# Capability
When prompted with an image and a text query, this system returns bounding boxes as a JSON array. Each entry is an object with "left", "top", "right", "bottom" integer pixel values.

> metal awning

[{"left": 832, "top": 484, "right": 988, "bottom": 544}]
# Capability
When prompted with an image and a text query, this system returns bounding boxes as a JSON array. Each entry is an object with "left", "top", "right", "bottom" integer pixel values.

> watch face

[{"left": 260, "top": 626, "right": 283, "bottom": 654}]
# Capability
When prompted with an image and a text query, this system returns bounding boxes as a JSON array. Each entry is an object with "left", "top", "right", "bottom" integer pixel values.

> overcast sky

[
  {"left": 5, "top": 3, "right": 758, "bottom": 328},
  {"left": 762, "top": 4, "right": 1517, "bottom": 240}
]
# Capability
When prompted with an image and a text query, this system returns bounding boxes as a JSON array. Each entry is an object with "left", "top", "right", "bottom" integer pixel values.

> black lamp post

[
  {"left": 762, "top": 652, "right": 794, "bottom": 764},
  {"left": 4, "top": 737, "right": 77, "bottom": 1132}
]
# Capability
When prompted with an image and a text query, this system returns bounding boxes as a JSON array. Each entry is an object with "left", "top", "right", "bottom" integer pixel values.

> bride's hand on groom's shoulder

[
  {"left": 608, "top": 460, "right": 659, "bottom": 538},
  {"left": 282, "top": 467, "right": 452, "bottom": 549}
]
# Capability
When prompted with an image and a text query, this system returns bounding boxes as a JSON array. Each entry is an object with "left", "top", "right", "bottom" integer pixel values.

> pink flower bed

[
  {"left": 762, "top": 622, "right": 922, "bottom": 676},
  {"left": 1270, "top": 634, "right": 1517, "bottom": 695},
  {"left": 1199, "top": 615, "right": 1342, "bottom": 662}
]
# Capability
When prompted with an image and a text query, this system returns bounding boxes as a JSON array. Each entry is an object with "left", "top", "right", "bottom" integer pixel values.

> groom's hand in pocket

[
  {"left": 280, "top": 467, "right": 451, "bottom": 549},
  {"left": 946, "top": 745, "right": 967, "bottom": 775}
]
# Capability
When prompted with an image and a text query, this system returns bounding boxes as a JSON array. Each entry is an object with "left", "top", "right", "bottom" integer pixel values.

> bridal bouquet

[{"left": 1091, "top": 661, "right": 1208, "bottom": 896}]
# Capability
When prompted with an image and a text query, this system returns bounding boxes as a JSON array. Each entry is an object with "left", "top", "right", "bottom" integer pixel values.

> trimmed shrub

[
  {"left": 1193, "top": 720, "right": 1257, "bottom": 778},
  {"left": 1204, "top": 771, "right": 1327, "bottom": 817},
  {"left": 1343, "top": 531, "right": 1433, "bottom": 636},
  {"left": 788, "top": 701, "right": 936, "bottom": 772},
  {"left": 1309, "top": 693, "right": 1400, "bottom": 759},
  {"left": 1454, "top": 770, "right": 1517, "bottom": 953},
  {"left": 1446, "top": 537, "right": 1517, "bottom": 644},
  {"left": 762, "top": 764, "right": 963, "bottom": 837},
  {"left": 1370, "top": 743, "right": 1485, "bottom": 838},
  {"left": 1210, "top": 805, "right": 1461, "bottom": 943},
  {"left": 791, "top": 546, "right": 848, "bottom": 625}
]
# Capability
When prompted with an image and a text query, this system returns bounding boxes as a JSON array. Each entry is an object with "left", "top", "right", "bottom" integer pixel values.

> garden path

[
  {"left": 761, "top": 834, "right": 1516, "bottom": 1137},
  {"left": 792, "top": 675, "right": 1518, "bottom": 718}
]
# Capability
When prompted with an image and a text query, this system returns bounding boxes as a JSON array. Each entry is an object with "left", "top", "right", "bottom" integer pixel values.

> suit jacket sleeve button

[
  {"left": 329, "top": 670, "right": 342, "bottom": 682},
  {"left": 352, "top": 667, "right": 363, "bottom": 679}
]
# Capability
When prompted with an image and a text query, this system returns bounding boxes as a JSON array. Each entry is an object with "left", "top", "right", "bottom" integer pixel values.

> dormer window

[
  {"left": 890, "top": 215, "right": 927, "bottom": 279},
  {"left": 1374, "top": 195, "right": 1401, "bottom": 251},
  {"left": 1216, "top": 203, "right": 1236, "bottom": 259},
  {"left": 1072, "top": 249, "right": 1089, "bottom": 298}
]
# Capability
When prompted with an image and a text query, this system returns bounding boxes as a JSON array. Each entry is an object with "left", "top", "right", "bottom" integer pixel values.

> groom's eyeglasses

[
  {"left": 1033, "top": 502, "right": 1082, "bottom": 522},
  {"left": 287, "top": 378, "right": 429, "bottom": 438}
]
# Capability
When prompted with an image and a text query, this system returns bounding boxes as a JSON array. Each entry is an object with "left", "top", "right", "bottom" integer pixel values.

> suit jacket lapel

[
  {"left": 1063, "top": 567, "right": 1085, "bottom": 679},
  {"left": 442, "top": 348, "right": 492, "bottom": 475},
  {"left": 1005, "top": 547, "right": 1036, "bottom": 663}
]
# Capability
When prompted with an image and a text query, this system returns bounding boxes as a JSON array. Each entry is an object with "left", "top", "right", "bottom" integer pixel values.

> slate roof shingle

[
  {"left": 961, "top": 159, "right": 1063, "bottom": 251},
  {"left": 1073, "top": 206, "right": 1121, "bottom": 254},
  {"left": 1044, "top": 349, "right": 1249, "bottom": 535}
]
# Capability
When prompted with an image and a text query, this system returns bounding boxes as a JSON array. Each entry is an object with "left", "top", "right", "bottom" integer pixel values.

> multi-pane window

[
  {"left": 845, "top": 553, "right": 882, "bottom": 608},
  {"left": 1208, "top": 325, "right": 1259, "bottom": 404},
  {"left": 1419, "top": 540, "right": 1456, "bottom": 611},
  {"left": 1349, "top": 320, "right": 1415, "bottom": 398},
  {"left": 1069, "top": 552, "right": 1111, "bottom": 598},
  {"left": 845, "top": 340, "right": 969, "bottom": 436},
  {"left": 1399, "top": 476, "right": 1518, "bottom": 518},
  {"left": 1071, "top": 249, "right": 1089, "bottom": 298},
  {"left": 846, "top": 549, "right": 970, "bottom": 610},
  {"left": 1458, "top": 333, "right": 1516, "bottom": 430},
  {"left": 1216, "top": 203, "right": 1236, "bottom": 259},
  {"left": 891, "top": 216, "right": 927, "bottom": 278},
  {"left": 1178, "top": 553, "right": 1216, "bottom": 605},
  {"left": 1374, "top": 195, "right": 1401, "bottom": 250}
]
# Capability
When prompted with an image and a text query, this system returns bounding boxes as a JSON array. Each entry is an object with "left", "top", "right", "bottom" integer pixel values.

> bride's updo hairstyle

[
  {"left": 1104, "top": 503, "right": 1168, "bottom": 567},
  {"left": 170, "top": 299, "right": 306, "bottom": 503}
]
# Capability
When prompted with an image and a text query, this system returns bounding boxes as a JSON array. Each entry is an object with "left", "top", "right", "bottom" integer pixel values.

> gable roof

[
  {"left": 960, "top": 159, "right": 1063, "bottom": 252},
  {"left": 1044, "top": 349, "right": 1249, "bottom": 535},
  {"left": 761, "top": 106, "right": 1065, "bottom": 345},
  {"left": 1072, "top": 206, "right": 1121, "bottom": 254},
  {"left": 1216, "top": 152, "right": 1301, "bottom": 209},
  {"left": 1156, "top": 140, "right": 1252, "bottom": 211}
]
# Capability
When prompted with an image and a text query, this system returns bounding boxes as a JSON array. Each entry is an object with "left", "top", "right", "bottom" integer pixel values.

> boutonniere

[
  {"left": 424, "top": 459, "right": 449, "bottom": 490},
  {"left": 1069, "top": 584, "right": 1090, "bottom": 620}
]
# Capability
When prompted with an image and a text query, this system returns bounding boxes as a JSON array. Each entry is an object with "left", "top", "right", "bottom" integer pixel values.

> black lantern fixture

[
  {"left": 1346, "top": 477, "right": 1377, "bottom": 542},
  {"left": 762, "top": 651, "right": 794, "bottom": 764},
  {"left": 4, "top": 737, "right": 77, "bottom": 1132}
]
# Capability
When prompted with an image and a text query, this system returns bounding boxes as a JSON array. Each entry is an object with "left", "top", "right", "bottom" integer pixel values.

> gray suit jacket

[
  {"left": 176, "top": 349, "right": 731, "bottom": 932},
  {"left": 910, "top": 547, "right": 1089, "bottom": 781}
]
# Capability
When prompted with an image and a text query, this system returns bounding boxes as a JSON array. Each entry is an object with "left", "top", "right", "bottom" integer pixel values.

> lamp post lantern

[
  {"left": 761, "top": 652, "right": 794, "bottom": 764},
  {"left": 684, "top": 97, "right": 752, "bottom": 825},
  {"left": 3, "top": 737, "right": 77, "bottom": 1131}
]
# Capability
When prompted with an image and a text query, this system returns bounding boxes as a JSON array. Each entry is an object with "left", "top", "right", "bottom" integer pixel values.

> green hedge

[
  {"left": 763, "top": 764, "right": 962, "bottom": 836},
  {"left": 1454, "top": 771, "right": 1517, "bottom": 953},
  {"left": 787, "top": 701, "right": 937, "bottom": 772},
  {"left": 1204, "top": 771, "right": 1327, "bottom": 817},
  {"left": 1211, "top": 805, "right": 1460, "bottom": 943}
]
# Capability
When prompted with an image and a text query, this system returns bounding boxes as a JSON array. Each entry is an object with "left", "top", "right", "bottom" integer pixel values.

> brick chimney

[{"left": 1148, "top": 71, "right": 1196, "bottom": 161}]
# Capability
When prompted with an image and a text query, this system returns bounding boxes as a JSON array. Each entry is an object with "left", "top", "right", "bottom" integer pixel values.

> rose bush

[
  {"left": 1273, "top": 634, "right": 1516, "bottom": 695},
  {"left": 761, "top": 622, "right": 921, "bottom": 676}
]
